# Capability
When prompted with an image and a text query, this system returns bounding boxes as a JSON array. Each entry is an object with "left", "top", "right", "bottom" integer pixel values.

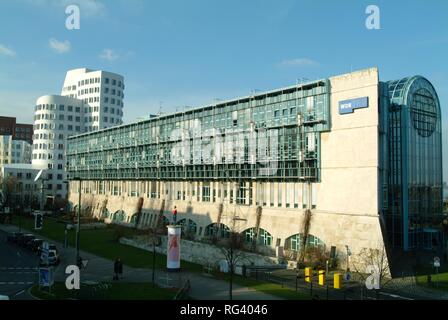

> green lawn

[
  {"left": 211, "top": 272, "right": 310, "bottom": 300},
  {"left": 11, "top": 216, "right": 202, "bottom": 272},
  {"left": 416, "top": 272, "right": 448, "bottom": 291},
  {"left": 30, "top": 282, "right": 176, "bottom": 300}
]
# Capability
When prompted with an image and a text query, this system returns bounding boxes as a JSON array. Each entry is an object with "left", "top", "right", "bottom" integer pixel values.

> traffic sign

[
  {"left": 344, "top": 271, "right": 352, "bottom": 281},
  {"left": 39, "top": 267, "right": 54, "bottom": 287}
]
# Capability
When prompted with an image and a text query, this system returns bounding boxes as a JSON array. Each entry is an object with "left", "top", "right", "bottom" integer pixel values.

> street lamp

[
  {"left": 72, "top": 176, "right": 82, "bottom": 265},
  {"left": 345, "top": 245, "right": 352, "bottom": 272}
]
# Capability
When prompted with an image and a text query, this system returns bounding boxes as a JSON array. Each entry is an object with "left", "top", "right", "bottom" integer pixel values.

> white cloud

[
  {"left": 0, "top": 44, "right": 16, "bottom": 57},
  {"left": 49, "top": 38, "right": 71, "bottom": 54},
  {"left": 277, "top": 58, "right": 319, "bottom": 68},
  {"left": 99, "top": 49, "right": 119, "bottom": 62}
]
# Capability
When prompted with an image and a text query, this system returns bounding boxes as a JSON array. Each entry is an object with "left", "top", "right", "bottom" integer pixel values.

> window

[
  {"left": 202, "top": 183, "right": 210, "bottom": 202},
  {"left": 274, "top": 110, "right": 280, "bottom": 118}
]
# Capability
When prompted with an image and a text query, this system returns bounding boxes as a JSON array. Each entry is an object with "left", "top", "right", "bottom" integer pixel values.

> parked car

[
  {"left": 40, "top": 248, "right": 60, "bottom": 266},
  {"left": 28, "top": 239, "right": 43, "bottom": 252},
  {"left": 18, "top": 234, "right": 35, "bottom": 247},
  {"left": 7, "top": 232, "right": 23, "bottom": 243}
]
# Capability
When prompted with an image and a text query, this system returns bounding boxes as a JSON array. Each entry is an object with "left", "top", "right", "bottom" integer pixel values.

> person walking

[
  {"left": 113, "top": 258, "right": 119, "bottom": 280},
  {"left": 172, "top": 206, "right": 178, "bottom": 225},
  {"left": 118, "top": 258, "right": 123, "bottom": 280}
]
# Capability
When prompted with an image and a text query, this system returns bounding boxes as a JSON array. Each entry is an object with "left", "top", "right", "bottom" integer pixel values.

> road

[
  {"left": 0, "top": 224, "right": 281, "bottom": 300},
  {"left": 0, "top": 230, "right": 39, "bottom": 300}
]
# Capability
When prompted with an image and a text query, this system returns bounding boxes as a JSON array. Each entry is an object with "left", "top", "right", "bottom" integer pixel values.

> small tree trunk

[{"left": 229, "top": 247, "right": 233, "bottom": 300}]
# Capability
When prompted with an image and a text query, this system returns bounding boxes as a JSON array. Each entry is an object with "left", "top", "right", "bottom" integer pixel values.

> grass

[
  {"left": 10, "top": 215, "right": 203, "bottom": 272},
  {"left": 211, "top": 272, "right": 310, "bottom": 300},
  {"left": 30, "top": 282, "right": 176, "bottom": 300},
  {"left": 415, "top": 272, "right": 448, "bottom": 291}
]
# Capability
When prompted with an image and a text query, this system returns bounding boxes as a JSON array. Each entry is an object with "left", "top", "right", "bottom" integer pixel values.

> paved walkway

[{"left": 0, "top": 224, "right": 281, "bottom": 300}]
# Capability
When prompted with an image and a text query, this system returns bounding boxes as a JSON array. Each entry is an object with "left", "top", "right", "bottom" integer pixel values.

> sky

[{"left": 0, "top": 0, "right": 447, "bottom": 181}]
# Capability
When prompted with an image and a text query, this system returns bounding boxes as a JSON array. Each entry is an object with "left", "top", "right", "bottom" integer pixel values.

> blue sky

[{"left": 0, "top": 0, "right": 447, "bottom": 180}]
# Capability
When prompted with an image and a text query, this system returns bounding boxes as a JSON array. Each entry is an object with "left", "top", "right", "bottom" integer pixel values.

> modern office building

[
  {"left": 32, "top": 68, "right": 125, "bottom": 202},
  {"left": 0, "top": 135, "right": 32, "bottom": 165},
  {"left": 66, "top": 68, "right": 444, "bottom": 266},
  {"left": 0, "top": 116, "right": 33, "bottom": 145}
]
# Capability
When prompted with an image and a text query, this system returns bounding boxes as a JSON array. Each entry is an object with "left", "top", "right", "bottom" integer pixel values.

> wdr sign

[{"left": 339, "top": 97, "right": 369, "bottom": 115}]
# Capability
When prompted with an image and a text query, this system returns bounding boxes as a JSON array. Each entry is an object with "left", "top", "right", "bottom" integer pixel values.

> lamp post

[
  {"left": 40, "top": 177, "right": 48, "bottom": 212},
  {"left": 73, "top": 177, "right": 82, "bottom": 265}
]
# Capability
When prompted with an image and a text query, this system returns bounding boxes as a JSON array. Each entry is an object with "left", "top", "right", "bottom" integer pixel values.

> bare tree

[
  {"left": 298, "top": 209, "right": 312, "bottom": 263},
  {"left": 351, "top": 243, "right": 392, "bottom": 299},
  {"left": 3, "top": 175, "right": 18, "bottom": 209},
  {"left": 219, "top": 216, "right": 248, "bottom": 300}
]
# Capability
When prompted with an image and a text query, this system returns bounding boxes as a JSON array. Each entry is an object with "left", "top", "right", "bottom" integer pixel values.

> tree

[
  {"left": 351, "top": 243, "right": 392, "bottom": 299},
  {"left": 3, "top": 175, "right": 18, "bottom": 209},
  {"left": 219, "top": 216, "right": 247, "bottom": 300}
]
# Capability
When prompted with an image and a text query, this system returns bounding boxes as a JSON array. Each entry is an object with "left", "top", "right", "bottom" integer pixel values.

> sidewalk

[{"left": 0, "top": 224, "right": 281, "bottom": 300}]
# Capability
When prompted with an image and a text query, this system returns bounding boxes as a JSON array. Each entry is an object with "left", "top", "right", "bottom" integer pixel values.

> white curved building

[{"left": 32, "top": 68, "right": 125, "bottom": 202}]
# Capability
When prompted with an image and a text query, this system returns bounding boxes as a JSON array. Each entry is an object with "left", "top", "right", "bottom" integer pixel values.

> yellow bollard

[
  {"left": 318, "top": 270, "right": 325, "bottom": 286},
  {"left": 334, "top": 273, "right": 343, "bottom": 289},
  {"left": 305, "top": 267, "right": 312, "bottom": 283}
]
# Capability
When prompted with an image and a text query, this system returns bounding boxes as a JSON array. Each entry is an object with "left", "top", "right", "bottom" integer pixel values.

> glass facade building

[
  {"left": 67, "top": 70, "right": 443, "bottom": 253},
  {"left": 385, "top": 76, "right": 443, "bottom": 251}
]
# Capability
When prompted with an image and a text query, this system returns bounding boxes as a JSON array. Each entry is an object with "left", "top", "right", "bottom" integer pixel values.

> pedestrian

[
  {"left": 77, "top": 256, "right": 83, "bottom": 270},
  {"left": 172, "top": 206, "right": 178, "bottom": 225},
  {"left": 113, "top": 258, "right": 119, "bottom": 280},
  {"left": 118, "top": 258, "right": 123, "bottom": 280}
]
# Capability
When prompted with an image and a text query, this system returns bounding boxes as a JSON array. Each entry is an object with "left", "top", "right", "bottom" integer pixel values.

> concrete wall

[{"left": 119, "top": 235, "right": 280, "bottom": 269}]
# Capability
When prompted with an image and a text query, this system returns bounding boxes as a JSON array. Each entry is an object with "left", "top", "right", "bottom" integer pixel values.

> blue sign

[
  {"left": 339, "top": 97, "right": 369, "bottom": 114},
  {"left": 39, "top": 267, "right": 54, "bottom": 287}
]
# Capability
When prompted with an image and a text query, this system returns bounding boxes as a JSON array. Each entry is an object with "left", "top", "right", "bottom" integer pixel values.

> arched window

[
  {"left": 285, "top": 233, "right": 325, "bottom": 251},
  {"left": 205, "top": 223, "right": 230, "bottom": 238},
  {"left": 178, "top": 219, "right": 197, "bottom": 235},
  {"left": 244, "top": 228, "right": 273, "bottom": 246},
  {"left": 114, "top": 210, "right": 126, "bottom": 222}
]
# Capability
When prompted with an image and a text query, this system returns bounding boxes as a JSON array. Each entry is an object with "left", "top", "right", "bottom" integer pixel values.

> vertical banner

[{"left": 167, "top": 225, "right": 181, "bottom": 271}]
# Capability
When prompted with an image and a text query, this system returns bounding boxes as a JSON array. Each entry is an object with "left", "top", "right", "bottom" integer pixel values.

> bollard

[
  {"left": 334, "top": 273, "right": 342, "bottom": 289},
  {"left": 318, "top": 270, "right": 326, "bottom": 286},
  {"left": 305, "top": 267, "right": 312, "bottom": 283}
]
